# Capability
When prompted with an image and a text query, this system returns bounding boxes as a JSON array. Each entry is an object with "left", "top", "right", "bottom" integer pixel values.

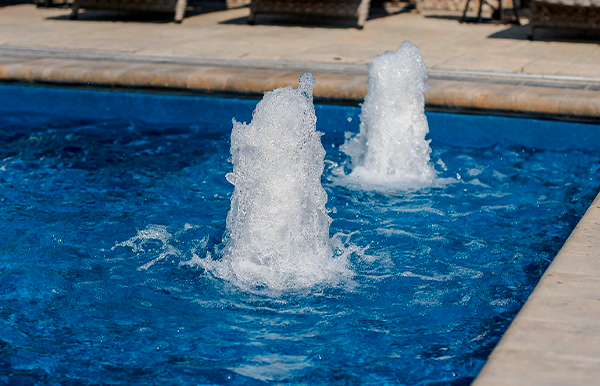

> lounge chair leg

[
  {"left": 70, "top": 0, "right": 80, "bottom": 20},
  {"left": 247, "top": 12, "right": 256, "bottom": 25},
  {"left": 513, "top": 0, "right": 520, "bottom": 25},
  {"left": 498, "top": 0, "right": 504, "bottom": 22},
  {"left": 461, "top": 0, "right": 471, "bottom": 22},
  {"left": 248, "top": 10, "right": 257, "bottom": 25},
  {"left": 357, "top": 13, "right": 367, "bottom": 29},
  {"left": 356, "top": 0, "right": 370, "bottom": 29},
  {"left": 477, "top": 0, "right": 484, "bottom": 22},
  {"left": 174, "top": 0, "right": 186, "bottom": 23},
  {"left": 248, "top": 0, "right": 259, "bottom": 25},
  {"left": 528, "top": 25, "right": 535, "bottom": 40}
]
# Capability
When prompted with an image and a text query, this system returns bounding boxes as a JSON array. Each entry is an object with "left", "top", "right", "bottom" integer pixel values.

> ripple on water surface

[{"left": 0, "top": 112, "right": 599, "bottom": 385}]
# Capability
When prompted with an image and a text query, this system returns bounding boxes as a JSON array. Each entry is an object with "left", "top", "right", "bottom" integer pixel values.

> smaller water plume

[
  {"left": 340, "top": 41, "right": 437, "bottom": 192},
  {"left": 201, "top": 74, "right": 352, "bottom": 292}
]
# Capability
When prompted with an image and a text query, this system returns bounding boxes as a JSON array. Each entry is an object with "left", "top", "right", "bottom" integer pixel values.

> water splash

[
  {"left": 340, "top": 41, "right": 437, "bottom": 192},
  {"left": 112, "top": 224, "right": 203, "bottom": 270},
  {"left": 112, "top": 225, "right": 179, "bottom": 270},
  {"left": 200, "top": 74, "right": 353, "bottom": 291}
]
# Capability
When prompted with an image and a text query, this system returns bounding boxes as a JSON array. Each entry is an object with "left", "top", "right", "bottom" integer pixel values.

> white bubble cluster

[
  {"left": 340, "top": 41, "right": 437, "bottom": 192},
  {"left": 201, "top": 74, "right": 352, "bottom": 291}
]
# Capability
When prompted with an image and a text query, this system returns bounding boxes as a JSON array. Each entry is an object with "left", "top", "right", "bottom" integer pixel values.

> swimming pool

[{"left": 1, "top": 84, "right": 599, "bottom": 385}]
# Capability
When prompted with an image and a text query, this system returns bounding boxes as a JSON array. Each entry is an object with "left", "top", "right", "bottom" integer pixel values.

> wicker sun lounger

[
  {"left": 70, "top": 0, "right": 189, "bottom": 23},
  {"left": 529, "top": 0, "right": 600, "bottom": 39},
  {"left": 248, "top": 0, "right": 372, "bottom": 28}
]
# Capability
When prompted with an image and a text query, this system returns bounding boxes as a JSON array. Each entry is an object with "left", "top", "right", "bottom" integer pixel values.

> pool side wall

[{"left": 2, "top": 84, "right": 599, "bottom": 152}]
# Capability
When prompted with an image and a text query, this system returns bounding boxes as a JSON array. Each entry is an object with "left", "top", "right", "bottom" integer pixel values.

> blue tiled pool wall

[{"left": 1, "top": 84, "right": 599, "bottom": 151}]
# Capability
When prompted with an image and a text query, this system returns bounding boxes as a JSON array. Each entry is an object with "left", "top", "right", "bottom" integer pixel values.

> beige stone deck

[
  {"left": 2, "top": 4, "right": 600, "bottom": 78},
  {"left": 1, "top": 3, "right": 600, "bottom": 385}
]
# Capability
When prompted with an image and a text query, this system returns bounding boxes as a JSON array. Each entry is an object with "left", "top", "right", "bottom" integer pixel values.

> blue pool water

[{"left": 1, "top": 85, "right": 599, "bottom": 385}]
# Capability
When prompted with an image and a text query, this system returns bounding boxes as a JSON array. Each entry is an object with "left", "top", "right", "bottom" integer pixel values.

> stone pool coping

[
  {"left": 1, "top": 46, "right": 600, "bottom": 121},
  {"left": 1, "top": 46, "right": 600, "bottom": 384}
]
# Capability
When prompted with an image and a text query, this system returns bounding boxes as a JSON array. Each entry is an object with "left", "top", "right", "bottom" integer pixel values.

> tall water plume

[
  {"left": 201, "top": 74, "right": 352, "bottom": 291},
  {"left": 341, "top": 41, "right": 437, "bottom": 191}
]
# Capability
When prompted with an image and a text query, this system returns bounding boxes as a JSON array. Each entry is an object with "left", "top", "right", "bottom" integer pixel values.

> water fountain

[
  {"left": 200, "top": 73, "right": 352, "bottom": 291},
  {"left": 340, "top": 41, "right": 437, "bottom": 191}
]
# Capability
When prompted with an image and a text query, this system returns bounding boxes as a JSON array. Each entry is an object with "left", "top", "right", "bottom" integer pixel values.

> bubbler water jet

[
  {"left": 200, "top": 73, "right": 352, "bottom": 291},
  {"left": 341, "top": 41, "right": 437, "bottom": 191}
]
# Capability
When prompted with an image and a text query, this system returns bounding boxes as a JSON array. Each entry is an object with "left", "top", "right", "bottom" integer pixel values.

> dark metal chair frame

[
  {"left": 528, "top": 0, "right": 600, "bottom": 40},
  {"left": 70, "top": 0, "right": 189, "bottom": 23},
  {"left": 247, "top": 0, "right": 372, "bottom": 29},
  {"left": 461, "top": 0, "right": 520, "bottom": 24}
]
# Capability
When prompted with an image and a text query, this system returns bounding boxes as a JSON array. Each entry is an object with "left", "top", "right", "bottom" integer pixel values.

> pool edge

[
  {"left": 1, "top": 47, "right": 600, "bottom": 121},
  {"left": 472, "top": 190, "right": 600, "bottom": 385}
]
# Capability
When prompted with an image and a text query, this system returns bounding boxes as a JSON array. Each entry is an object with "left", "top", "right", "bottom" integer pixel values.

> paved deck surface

[
  {"left": 2, "top": 4, "right": 600, "bottom": 78},
  {"left": 1, "top": 3, "right": 600, "bottom": 385}
]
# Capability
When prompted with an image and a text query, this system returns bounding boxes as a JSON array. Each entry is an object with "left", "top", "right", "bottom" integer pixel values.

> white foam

[
  {"left": 200, "top": 74, "right": 353, "bottom": 292},
  {"left": 339, "top": 41, "right": 438, "bottom": 192},
  {"left": 111, "top": 224, "right": 179, "bottom": 270}
]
